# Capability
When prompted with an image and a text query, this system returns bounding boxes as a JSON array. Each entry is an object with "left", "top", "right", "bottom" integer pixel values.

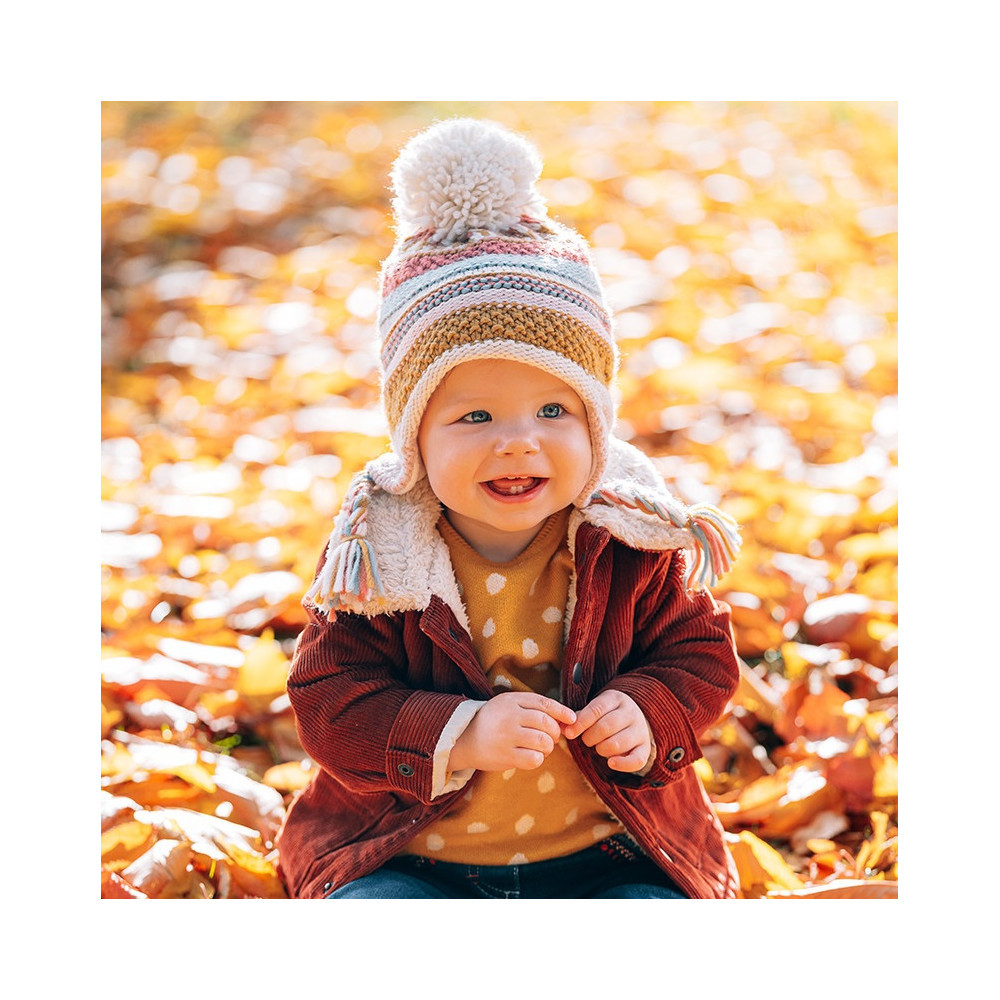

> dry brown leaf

[{"left": 767, "top": 879, "right": 898, "bottom": 899}]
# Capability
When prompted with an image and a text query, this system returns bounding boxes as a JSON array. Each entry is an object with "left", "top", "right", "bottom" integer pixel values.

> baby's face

[{"left": 417, "top": 359, "right": 593, "bottom": 562}]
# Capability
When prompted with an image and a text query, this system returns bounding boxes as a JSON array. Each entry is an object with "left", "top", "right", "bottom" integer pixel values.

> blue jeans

[{"left": 325, "top": 835, "right": 687, "bottom": 899}]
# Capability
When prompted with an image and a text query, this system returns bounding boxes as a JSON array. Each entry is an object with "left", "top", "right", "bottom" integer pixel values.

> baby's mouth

[{"left": 484, "top": 477, "right": 544, "bottom": 497}]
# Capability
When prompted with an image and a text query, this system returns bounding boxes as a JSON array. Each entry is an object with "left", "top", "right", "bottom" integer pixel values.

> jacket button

[
  {"left": 397, "top": 763, "right": 415, "bottom": 776},
  {"left": 572, "top": 662, "right": 582, "bottom": 684},
  {"left": 323, "top": 882, "right": 333, "bottom": 892},
  {"left": 668, "top": 746, "right": 685, "bottom": 764}
]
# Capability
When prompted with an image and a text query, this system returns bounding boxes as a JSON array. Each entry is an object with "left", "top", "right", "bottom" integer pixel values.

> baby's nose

[{"left": 494, "top": 421, "right": 540, "bottom": 455}]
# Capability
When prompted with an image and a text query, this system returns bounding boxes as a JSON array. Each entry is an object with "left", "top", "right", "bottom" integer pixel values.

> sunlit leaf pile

[{"left": 101, "top": 101, "right": 897, "bottom": 899}]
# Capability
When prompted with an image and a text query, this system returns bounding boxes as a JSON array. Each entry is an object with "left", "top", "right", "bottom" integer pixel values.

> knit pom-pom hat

[{"left": 369, "top": 117, "right": 619, "bottom": 500}]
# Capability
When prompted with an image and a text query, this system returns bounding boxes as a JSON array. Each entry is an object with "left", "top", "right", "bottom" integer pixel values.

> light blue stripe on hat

[{"left": 380, "top": 252, "right": 603, "bottom": 325}]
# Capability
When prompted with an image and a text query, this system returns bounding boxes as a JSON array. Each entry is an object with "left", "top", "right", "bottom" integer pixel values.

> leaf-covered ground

[{"left": 101, "top": 101, "right": 897, "bottom": 899}]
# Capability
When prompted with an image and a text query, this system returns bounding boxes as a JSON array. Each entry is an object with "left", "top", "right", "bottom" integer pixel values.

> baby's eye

[
  {"left": 461, "top": 410, "right": 491, "bottom": 424},
  {"left": 538, "top": 403, "right": 564, "bottom": 418}
]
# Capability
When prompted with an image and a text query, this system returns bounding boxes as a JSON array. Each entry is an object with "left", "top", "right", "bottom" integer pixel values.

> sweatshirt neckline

[{"left": 436, "top": 507, "right": 571, "bottom": 570}]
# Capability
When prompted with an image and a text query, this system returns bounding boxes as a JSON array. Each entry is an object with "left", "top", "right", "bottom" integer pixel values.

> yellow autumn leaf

[
  {"left": 101, "top": 820, "right": 156, "bottom": 870},
  {"left": 170, "top": 762, "right": 218, "bottom": 794},
  {"left": 873, "top": 754, "right": 898, "bottom": 799},
  {"left": 725, "top": 831, "right": 805, "bottom": 897},
  {"left": 237, "top": 628, "right": 290, "bottom": 699}
]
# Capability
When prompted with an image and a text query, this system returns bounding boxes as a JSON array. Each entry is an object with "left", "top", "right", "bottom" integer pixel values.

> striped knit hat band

[{"left": 372, "top": 118, "right": 619, "bottom": 498}]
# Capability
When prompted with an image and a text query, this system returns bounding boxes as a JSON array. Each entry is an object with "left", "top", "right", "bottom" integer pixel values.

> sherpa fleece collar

[{"left": 317, "top": 436, "right": 708, "bottom": 627}]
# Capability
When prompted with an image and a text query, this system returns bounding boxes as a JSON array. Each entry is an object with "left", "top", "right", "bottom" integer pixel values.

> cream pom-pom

[{"left": 390, "top": 118, "right": 548, "bottom": 243}]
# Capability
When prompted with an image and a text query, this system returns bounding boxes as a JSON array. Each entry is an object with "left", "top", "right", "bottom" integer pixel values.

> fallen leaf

[
  {"left": 767, "top": 879, "right": 898, "bottom": 899},
  {"left": 725, "top": 831, "right": 805, "bottom": 897}
]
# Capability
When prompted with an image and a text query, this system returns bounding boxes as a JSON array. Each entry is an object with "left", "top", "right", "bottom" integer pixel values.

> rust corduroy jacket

[{"left": 277, "top": 440, "right": 741, "bottom": 899}]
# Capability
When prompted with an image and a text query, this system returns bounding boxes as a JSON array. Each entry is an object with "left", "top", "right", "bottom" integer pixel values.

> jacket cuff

[
  {"left": 600, "top": 674, "right": 702, "bottom": 790},
  {"left": 385, "top": 691, "right": 474, "bottom": 802},
  {"left": 430, "top": 699, "right": 486, "bottom": 798}
]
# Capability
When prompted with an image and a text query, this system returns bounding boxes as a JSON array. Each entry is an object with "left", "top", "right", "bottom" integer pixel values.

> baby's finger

[
  {"left": 605, "top": 743, "right": 651, "bottom": 773},
  {"left": 520, "top": 693, "right": 576, "bottom": 727},
  {"left": 593, "top": 723, "right": 646, "bottom": 760},
  {"left": 522, "top": 709, "right": 563, "bottom": 743},
  {"left": 510, "top": 747, "right": 546, "bottom": 770},
  {"left": 575, "top": 706, "right": 631, "bottom": 748},
  {"left": 561, "top": 692, "right": 615, "bottom": 740},
  {"left": 517, "top": 726, "right": 556, "bottom": 756}
]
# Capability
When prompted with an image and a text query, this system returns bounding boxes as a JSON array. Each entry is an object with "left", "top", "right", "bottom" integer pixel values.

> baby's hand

[
  {"left": 562, "top": 690, "right": 652, "bottom": 773},
  {"left": 449, "top": 692, "right": 576, "bottom": 773}
]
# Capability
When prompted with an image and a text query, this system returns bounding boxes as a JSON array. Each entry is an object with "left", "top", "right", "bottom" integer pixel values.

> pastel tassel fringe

[
  {"left": 304, "top": 473, "right": 385, "bottom": 615},
  {"left": 588, "top": 486, "right": 741, "bottom": 591}
]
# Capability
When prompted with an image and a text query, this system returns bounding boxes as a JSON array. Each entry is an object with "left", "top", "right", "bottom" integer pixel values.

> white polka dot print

[
  {"left": 515, "top": 814, "right": 535, "bottom": 836},
  {"left": 537, "top": 772, "right": 556, "bottom": 793},
  {"left": 502, "top": 768, "right": 517, "bottom": 780},
  {"left": 542, "top": 605, "right": 562, "bottom": 624},
  {"left": 522, "top": 637, "right": 539, "bottom": 659},
  {"left": 467, "top": 822, "right": 490, "bottom": 834},
  {"left": 564, "top": 807, "right": 579, "bottom": 825},
  {"left": 426, "top": 833, "right": 445, "bottom": 851},
  {"left": 482, "top": 617, "right": 496, "bottom": 638},
  {"left": 508, "top": 852, "right": 529, "bottom": 865},
  {"left": 486, "top": 573, "right": 507, "bottom": 594},
  {"left": 591, "top": 823, "right": 613, "bottom": 840},
  {"left": 493, "top": 674, "right": 512, "bottom": 690}
]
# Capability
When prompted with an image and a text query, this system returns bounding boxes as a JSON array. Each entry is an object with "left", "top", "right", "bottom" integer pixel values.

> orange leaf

[
  {"left": 715, "top": 762, "right": 842, "bottom": 838},
  {"left": 101, "top": 868, "right": 148, "bottom": 899},
  {"left": 263, "top": 758, "right": 315, "bottom": 793},
  {"left": 725, "top": 831, "right": 804, "bottom": 897},
  {"left": 767, "top": 879, "right": 898, "bottom": 899}
]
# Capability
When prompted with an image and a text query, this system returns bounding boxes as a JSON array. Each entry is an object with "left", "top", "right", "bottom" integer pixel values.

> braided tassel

[
  {"left": 304, "top": 473, "right": 384, "bottom": 614},
  {"left": 589, "top": 487, "right": 740, "bottom": 591}
]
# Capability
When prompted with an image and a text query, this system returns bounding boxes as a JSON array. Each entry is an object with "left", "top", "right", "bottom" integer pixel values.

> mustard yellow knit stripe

[{"left": 382, "top": 303, "right": 616, "bottom": 429}]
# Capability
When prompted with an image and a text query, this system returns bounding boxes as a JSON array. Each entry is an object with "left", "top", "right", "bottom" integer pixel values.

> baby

[{"left": 276, "top": 118, "right": 742, "bottom": 899}]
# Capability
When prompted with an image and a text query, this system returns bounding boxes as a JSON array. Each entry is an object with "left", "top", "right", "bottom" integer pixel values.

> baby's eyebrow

[{"left": 443, "top": 395, "right": 494, "bottom": 410}]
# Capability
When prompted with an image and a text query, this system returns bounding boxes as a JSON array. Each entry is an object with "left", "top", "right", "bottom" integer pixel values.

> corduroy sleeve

[
  {"left": 286, "top": 606, "right": 473, "bottom": 804},
  {"left": 600, "top": 549, "right": 739, "bottom": 790}
]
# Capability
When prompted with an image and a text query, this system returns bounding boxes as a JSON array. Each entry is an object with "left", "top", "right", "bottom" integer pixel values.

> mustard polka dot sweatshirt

[{"left": 399, "top": 509, "right": 625, "bottom": 865}]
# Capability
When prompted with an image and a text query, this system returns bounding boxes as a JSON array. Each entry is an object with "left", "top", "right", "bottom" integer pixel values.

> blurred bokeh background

[{"left": 101, "top": 101, "right": 897, "bottom": 899}]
